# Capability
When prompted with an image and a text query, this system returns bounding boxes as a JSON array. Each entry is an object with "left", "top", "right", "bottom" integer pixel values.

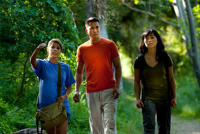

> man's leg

[
  {"left": 102, "top": 88, "right": 118, "bottom": 134},
  {"left": 86, "top": 92, "right": 104, "bottom": 134}
]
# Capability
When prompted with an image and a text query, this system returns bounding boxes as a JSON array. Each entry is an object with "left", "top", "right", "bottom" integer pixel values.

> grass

[
  {"left": 117, "top": 77, "right": 143, "bottom": 134},
  {"left": 172, "top": 75, "right": 200, "bottom": 119}
]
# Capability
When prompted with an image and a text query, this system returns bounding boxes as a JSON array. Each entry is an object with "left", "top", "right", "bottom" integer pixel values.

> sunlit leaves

[
  {"left": 134, "top": 0, "right": 139, "bottom": 4},
  {"left": 193, "top": 4, "right": 200, "bottom": 22}
]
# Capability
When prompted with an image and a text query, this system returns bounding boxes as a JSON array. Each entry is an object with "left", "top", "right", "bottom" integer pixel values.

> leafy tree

[
  {"left": 173, "top": 0, "right": 200, "bottom": 87},
  {"left": 0, "top": 0, "right": 80, "bottom": 131},
  {"left": 0, "top": 0, "right": 79, "bottom": 105}
]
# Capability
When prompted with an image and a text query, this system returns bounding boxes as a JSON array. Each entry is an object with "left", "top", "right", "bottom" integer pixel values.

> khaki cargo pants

[{"left": 86, "top": 88, "right": 118, "bottom": 134}]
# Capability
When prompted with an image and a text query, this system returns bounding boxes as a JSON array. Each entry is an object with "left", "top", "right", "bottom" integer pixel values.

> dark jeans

[{"left": 142, "top": 100, "right": 171, "bottom": 134}]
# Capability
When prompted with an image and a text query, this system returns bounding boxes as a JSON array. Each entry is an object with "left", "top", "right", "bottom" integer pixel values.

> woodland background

[{"left": 0, "top": 0, "right": 200, "bottom": 133}]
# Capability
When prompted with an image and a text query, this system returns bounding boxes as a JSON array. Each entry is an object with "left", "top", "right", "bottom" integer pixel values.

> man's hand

[
  {"left": 112, "top": 88, "right": 120, "bottom": 99},
  {"left": 73, "top": 92, "right": 80, "bottom": 102}
]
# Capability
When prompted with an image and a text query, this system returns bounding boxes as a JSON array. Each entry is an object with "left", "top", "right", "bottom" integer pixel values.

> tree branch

[{"left": 122, "top": 1, "right": 180, "bottom": 28}]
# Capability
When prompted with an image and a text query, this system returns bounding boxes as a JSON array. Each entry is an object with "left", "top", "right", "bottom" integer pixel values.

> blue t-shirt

[{"left": 32, "top": 59, "right": 75, "bottom": 114}]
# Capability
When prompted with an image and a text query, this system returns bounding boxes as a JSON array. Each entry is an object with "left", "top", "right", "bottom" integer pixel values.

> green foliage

[
  {"left": 67, "top": 86, "right": 90, "bottom": 134},
  {"left": 172, "top": 75, "right": 200, "bottom": 119},
  {"left": 0, "top": 0, "right": 79, "bottom": 103},
  {"left": 0, "top": 0, "right": 79, "bottom": 60},
  {"left": 193, "top": 4, "right": 200, "bottom": 38},
  {"left": 117, "top": 78, "right": 143, "bottom": 133},
  {"left": 161, "top": 26, "right": 194, "bottom": 75},
  {"left": 67, "top": 0, "right": 88, "bottom": 43},
  {"left": 0, "top": 0, "right": 80, "bottom": 132},
  {"left": 0, "top": 99, "right": 36, "bottom": 133},
  {"left": 0, "top": 99, "right": 9, "bottom": 115}
]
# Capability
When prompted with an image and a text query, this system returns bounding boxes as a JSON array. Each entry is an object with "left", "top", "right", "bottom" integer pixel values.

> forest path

[{"left": 170, "top": 115, "right": 200, "bottom": 134}]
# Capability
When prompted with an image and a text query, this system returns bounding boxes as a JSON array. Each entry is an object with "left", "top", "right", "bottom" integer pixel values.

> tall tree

[
  {"left": 173, "top": 0, "right": 200, "bottom": 87},
  {"left": 85, "top": 0, "right": 108, "bottom": 38}
]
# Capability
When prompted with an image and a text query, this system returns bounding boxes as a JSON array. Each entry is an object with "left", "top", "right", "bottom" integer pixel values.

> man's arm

[
  {"left": 73, "top": 62, "right": 84, "bottom": 102},
  {"left": 112, "top": 56, "right": 122, "bottom": 99}
]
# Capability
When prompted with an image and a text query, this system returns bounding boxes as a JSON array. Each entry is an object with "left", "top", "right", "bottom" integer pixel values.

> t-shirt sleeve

[
  {"left": 76, "top": 46, "right": 84, "bottom": 63},
  {"left": 166, "top": 54, "right": 173, "bottom": 67},
  {"left": 32, "top": 59, "right": 42, "bottom": 78},
  {"left": 65, "top": 65, "right": 76, "bottom": 87},
  {"left": 134, "top": 56, "right": 141, "bottom": 69},
  {"left": 110, "top": 41, "right": 119, "bottom": 58}
]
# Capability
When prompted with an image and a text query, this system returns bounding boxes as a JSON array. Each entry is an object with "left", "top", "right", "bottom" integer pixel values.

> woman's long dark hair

[{"left": 140, "top": 29, "right": 166, "bottom": 61}]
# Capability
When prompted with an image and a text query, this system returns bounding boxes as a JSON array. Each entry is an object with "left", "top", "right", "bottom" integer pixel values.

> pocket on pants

[{"left": 142, "top": 100, "right": 151, "bottom": 115}]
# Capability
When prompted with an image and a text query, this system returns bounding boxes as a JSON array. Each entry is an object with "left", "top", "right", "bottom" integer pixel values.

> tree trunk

[
  {"left": 96, "top": 0, "right": 108, "bottom": 38},
  {"left": 184, "top": 0, "right": 200, "bottom": 87},
  {"left": 174, "top": 0, "right": 200, "bottom": 88},
  {"left": 173, "top": 0, "right": 192, "bottom": 57},
  {"left": 85, "top": 0, "right": 95, "bottom": 18},
  {"left": 16, "top": 56, "right": 29, "bottom": 106}
]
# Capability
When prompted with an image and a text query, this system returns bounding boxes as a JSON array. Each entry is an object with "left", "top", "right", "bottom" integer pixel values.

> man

[{"left": 73, "top": 17, "right": 122, "bottom": 134}]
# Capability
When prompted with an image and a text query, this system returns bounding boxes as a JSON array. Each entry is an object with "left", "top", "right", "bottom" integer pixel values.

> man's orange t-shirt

[{"left": 77, "top": 38, "right": 119, "bottom": 93}]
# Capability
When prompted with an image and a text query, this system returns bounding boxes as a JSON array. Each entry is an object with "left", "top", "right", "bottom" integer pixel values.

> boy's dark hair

[{"left": 85, "top": 17, "right": 99, "bottom": 27}]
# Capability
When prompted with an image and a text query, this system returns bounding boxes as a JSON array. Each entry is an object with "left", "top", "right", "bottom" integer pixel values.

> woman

[
  {"left": 134, "top": 29, "right": 177, "bottom": 134},
  {"left": 30, "top": 39, "right": 75, "bottom": 134}
]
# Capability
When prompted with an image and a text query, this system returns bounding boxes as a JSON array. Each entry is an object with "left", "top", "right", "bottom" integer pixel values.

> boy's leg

[
  {"left": 86, "top": 92, "right": 104, "bottom": 134},
  {"left": 102, "top": 88, "right": 118, "bottom": 134}
]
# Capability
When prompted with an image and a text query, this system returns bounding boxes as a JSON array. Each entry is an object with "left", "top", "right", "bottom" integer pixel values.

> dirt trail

[{"left": 171, "top": 115, "right": 200, "bottom": 134}]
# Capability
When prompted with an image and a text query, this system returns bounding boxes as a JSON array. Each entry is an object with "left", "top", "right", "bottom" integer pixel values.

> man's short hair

[{"left": 85, "top": 17, "right": 99, "bottom": 27}]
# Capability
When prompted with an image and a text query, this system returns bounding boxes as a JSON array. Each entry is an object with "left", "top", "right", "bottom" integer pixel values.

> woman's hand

[
  {"left": 136, "top": 99, "right": 144, "bottom": 109},
  {"left": 171, "top": 97, "right": 177, "bottom": 108},
  {"left": 37, "top": 41, "right": 47, "bottom": 50},
  {"left": 56, "top": 95, "right": 67, "bottom": 103}
]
